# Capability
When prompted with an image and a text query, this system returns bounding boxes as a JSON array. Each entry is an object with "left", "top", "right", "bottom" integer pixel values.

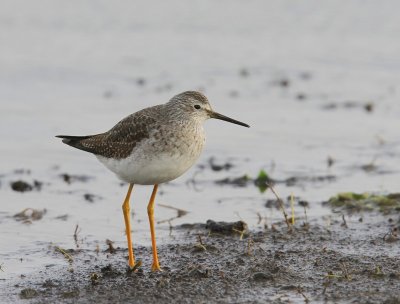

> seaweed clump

[{"left": 327, "top": 192, "right": 400, "bottom": 214}]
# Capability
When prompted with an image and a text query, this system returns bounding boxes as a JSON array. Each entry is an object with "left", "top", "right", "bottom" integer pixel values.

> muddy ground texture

[
  {"left": 3, "top": 167, "right": 400, "bottom": 303},
  {"left": 8, "top": 212, "right": 400, "bottom": 304}
]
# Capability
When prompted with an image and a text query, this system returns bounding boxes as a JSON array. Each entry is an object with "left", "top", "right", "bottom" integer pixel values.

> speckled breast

[{"left": 97, "top": 122, "right": 206, "bottom": 185}]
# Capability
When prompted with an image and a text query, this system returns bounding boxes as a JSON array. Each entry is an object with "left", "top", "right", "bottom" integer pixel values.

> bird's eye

[{"left": 194, "top": 105, "right": 201, "bottom": 110}]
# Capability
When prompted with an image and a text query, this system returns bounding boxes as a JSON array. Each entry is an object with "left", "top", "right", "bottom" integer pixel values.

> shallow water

[{"left": 1, "top": 0, "right": 400, "bottom": 294}]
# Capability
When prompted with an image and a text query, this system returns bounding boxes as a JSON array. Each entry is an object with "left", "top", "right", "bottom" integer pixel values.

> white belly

[{"left": 96, "top": 126, "right": 205, "bottom": 185}]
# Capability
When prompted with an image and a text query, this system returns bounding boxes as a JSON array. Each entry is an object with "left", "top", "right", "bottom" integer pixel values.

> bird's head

[{"left": 167, "top": 91, "right": 250, "bottom": 128}]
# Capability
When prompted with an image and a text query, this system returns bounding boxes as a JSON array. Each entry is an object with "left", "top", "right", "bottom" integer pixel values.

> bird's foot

[
  {"left": 127, "top": 260, "right": 142, "bottom": 272},
  {"left": 151, "top": 262, "right": 163, "bottom": 272}
]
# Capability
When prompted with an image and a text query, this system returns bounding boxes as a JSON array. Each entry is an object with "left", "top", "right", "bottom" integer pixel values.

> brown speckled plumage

[{"left": 57, "top": 107, "right": 161, "bottom": 159}]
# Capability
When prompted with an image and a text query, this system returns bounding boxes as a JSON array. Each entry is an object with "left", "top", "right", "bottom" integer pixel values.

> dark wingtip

[
  {"left": 55, "top": 134, "right": 96, "bottom": 152},
  {"left": 55, "top": 135, "right": 71, "bottom": 144}
]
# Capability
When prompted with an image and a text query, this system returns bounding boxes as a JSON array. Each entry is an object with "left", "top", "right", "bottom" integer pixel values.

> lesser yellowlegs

[{"left": 56, "top": 91, "right": 249, "bottom": 271}]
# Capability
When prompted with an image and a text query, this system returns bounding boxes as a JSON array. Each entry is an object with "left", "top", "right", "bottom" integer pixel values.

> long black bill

[{"left": 210, "top": 111, "right": 250, "bottom": 128}]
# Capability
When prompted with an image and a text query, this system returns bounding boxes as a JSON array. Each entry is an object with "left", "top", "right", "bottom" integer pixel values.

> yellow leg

[
  {"left": 122, "top": 183, "right": 136, "bottom": 268},
  {"left": 147, "top": 184, "right": 162, "bottom": 271}
]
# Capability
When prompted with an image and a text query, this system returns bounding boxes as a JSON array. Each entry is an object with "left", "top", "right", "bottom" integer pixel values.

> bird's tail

[
  {"left": 56, "top": 134, "right": 97, "bottom": 153},
  {"left": 56, "top": 135, "right": 92, "bottom": 144}
]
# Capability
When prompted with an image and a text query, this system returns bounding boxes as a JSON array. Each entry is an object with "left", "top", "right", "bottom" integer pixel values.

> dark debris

[
  {"left": 60, "top": 173, "right": 93, "bottom": 184},
  {"left": 208, "top": 157, "right": 233, "bottom": 172},
  {"left": 205, "top": 220, "right": 248, "bottom": 235},
  {"left": 10, "top": 180, "right": 42, "bottom": 192}
]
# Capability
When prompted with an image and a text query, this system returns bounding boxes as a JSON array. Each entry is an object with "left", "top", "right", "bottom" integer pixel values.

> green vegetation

[
  {"left": 254, "top": 169, "right": 271, "bottom": 193},
  {"left": 328, "top": 192, "right": 400, "bottom": 213}
]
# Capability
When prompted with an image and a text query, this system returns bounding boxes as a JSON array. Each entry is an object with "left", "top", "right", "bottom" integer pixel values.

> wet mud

[
  {"left": 4, "top": 214, "right": 400, "bottom": 304},
  {"left": 2, "top": 159, "right": 400, "bottom": 303},
  {"left": 2, "top": 164, "right": 400, "bottom": 303}
]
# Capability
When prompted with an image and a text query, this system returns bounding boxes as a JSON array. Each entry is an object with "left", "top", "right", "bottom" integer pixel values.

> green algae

[{"left": 328, "top": 192, "right": 400, "bottom": 213}]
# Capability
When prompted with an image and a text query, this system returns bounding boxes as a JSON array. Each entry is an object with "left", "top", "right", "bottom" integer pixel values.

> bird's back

[{"left": 57, "top": 105, "right": 162, "bottom": 159}]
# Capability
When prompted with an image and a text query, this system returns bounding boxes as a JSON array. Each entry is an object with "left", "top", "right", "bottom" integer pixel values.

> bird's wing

[{"left": 57, "top": 106, "right": 161, "bottom": 159}]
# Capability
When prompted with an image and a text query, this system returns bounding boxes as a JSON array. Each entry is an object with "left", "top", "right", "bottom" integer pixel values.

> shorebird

[{"left": 56, "top": 91, "right": 249, "bottom": 271}]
